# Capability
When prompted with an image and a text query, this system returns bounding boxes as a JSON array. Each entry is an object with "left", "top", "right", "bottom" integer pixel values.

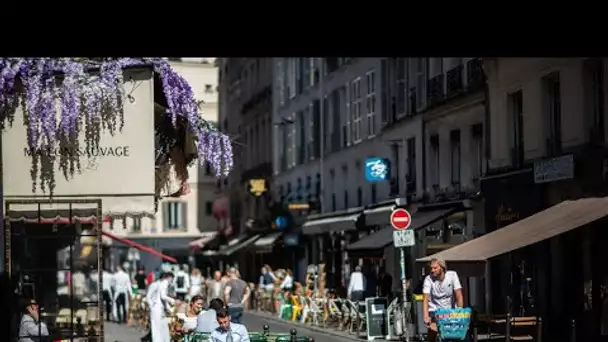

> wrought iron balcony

[
  {"left": 467, "top": 59, "right": 486, "bottom": 90},
  {"left": 446, "top": 64, "right": 464, "bottom": 97},
  {"left": 427, "top": 74, "right": 445, "bottom": 107}
]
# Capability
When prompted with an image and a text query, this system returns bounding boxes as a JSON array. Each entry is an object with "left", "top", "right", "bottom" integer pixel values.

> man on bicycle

[{"left": 422, "top": 258, "right": 464, "bottom": 342}]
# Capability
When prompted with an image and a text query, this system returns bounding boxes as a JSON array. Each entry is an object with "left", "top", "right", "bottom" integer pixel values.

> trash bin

[{"left": 414, "top": 294, "right": 428, "bottom": 336}]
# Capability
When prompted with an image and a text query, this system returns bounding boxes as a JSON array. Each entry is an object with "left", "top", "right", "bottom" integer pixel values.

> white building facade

[{"left": 128, "top": 58, "right": 222, "bottom": 268}]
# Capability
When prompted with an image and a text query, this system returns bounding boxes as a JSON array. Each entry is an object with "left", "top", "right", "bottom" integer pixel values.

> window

[
  {"left": 357, "top": 187, "right": 363, "bottom": 207},
  {"left": 471, "top": 123, "right": 484, "bottom": 180},
  {"left": 415, "top": 58, "right": 427, "bottom": 110},
  {"left": 543, "top": 72, "right": 562, "bottom": 156},
  {"left": 371, "top": 183, "right": 377, "bottom": 203},
  {"left": 344, "top": 190, "right": 349, "bottom": 209},
  {"left": 350, "top": 77, "right": 362, "bottom": 143},
  {"left": 430, "top": 135, "right": 440, "bottom": 186},
  {"left": 331, "top": 193, "right": 337, "bottom": 212},
  {"left": 205, "top": 84, "right": 213, "bottom": 93},
  {"left": 132, "top": 217, "right": 141, "bottom": 233},
  {"left": 287, "top": 113, "right": 296, "bottom": 168},
  {"left": 508, "top": 90, "right": 524, "bottom": 166},
  {"left": 205, "top": 201, "right": 213, "bottom": 216},
  {"left": 342, "top": 85, "right": 351, "bottom": 147},
  {"left": 163, "top": 201, "right": 186, "bottom": 230},
  {"left": 407, "top": 137, "right": 416, "bottom": 192},
  {"left": 296, "top": 111, "right": 306, "bottom": 165},
  {"left": 450, "top": 130, "right": 461, "bottom": 185},
  {"left": 396, "top": 58, "right": 407, "bottom": 118},
  {"left": 585, "top": 59, "right": 605, "bottom": 143},
  {"left": 366, "top": 70, "right": 377, "bottom": 137},
  {"left": 277, "top": 59, "right": 285, "bottom": 106}
]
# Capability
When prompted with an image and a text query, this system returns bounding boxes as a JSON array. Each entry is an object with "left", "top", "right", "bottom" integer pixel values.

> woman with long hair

[{"left": 176, "top": 295, "right": 204, "bottom": 333}]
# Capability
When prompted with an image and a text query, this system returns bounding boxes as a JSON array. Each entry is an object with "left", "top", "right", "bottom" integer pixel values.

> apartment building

[
  {"left": 213, "top": 58, "right": 274, "bottom": 276},
  {"left": 128, "top": 58, "right": 222, "bottom": 268}
]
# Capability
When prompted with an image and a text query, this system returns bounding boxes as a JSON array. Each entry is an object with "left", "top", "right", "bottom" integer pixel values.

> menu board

[{"left": 365, "top": 297, "right": 388, "bottom": 340}]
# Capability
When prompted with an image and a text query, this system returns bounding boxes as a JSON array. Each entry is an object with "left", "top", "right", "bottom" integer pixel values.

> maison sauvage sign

[{"left": 23, "top": 146, "right": 131, "bottom": 158}]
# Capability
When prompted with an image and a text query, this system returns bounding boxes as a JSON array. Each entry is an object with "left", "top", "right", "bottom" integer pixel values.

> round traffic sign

[{"left": 390, "top": 208, "right": 412, "bottom": 230}]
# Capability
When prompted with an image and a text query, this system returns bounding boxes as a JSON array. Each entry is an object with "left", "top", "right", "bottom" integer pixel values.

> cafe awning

[
  {"left": 347, "top": 207, "right": 459, "bottom": 256},
  {"left": 363, "top": 198, "right": 407, "bottom": 227},
  {"left": 188, "top": 232, "right": 219, "bottom": 250},
  {"left": 220, "top": 234, "right": 261, "bottom": 256},
  {"left": 102, "top": 230, "right": 177, "bottom": 263},
  {"left": 416, "top": 197, "right": 608, "bottom": 269},
  {"left": 302, "top": 207, "right": 364, "bottom": 235},
  {"left": 252, "top": 232, "right": 283, "bottom": 253}
]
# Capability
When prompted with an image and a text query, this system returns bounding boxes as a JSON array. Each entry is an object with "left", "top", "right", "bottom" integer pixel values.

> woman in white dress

[
  {"left": 188, "top": 268, "right": 203, "bottom": 299},
  {"left": 176, "top": 295, "right": 204, "bottom": 333}
]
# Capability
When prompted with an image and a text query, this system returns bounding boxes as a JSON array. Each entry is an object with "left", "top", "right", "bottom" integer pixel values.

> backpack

[{"left": 176, "top": 275, "right": 185, "bottom": 289}]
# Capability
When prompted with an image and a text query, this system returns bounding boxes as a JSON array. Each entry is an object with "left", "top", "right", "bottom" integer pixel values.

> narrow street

[{"left": 103, "top": 311, "right": 363, "bottom": 342}]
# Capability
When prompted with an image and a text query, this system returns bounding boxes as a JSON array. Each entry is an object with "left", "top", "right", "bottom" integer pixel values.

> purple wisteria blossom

[{"left": 0, "top": 57, "right": 233, "bottom": 187}]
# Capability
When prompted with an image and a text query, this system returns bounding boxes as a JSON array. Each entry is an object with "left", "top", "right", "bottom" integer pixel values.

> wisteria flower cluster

[{"left": 0, "top": 57, "right": 233, "bottom": 193}]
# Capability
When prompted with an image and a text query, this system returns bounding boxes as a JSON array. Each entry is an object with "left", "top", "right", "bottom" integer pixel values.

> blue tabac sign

[{"left": 365, "top": 158, "right": 390, "bottom": 182}]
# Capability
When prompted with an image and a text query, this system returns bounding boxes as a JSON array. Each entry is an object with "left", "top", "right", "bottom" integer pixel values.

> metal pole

[{"left": 400, "top": 247, "right": 409, "bottom": 342}]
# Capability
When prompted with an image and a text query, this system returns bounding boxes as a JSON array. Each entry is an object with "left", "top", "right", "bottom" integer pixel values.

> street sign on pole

[
  {"left": 390, "top": 208, "right": 412, "bottom": 230},
  {"left": 393, "top": 230, "right": 415, "bottom": 248}
]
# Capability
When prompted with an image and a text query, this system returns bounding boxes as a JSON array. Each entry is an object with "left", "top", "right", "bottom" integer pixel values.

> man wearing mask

[
  {"left": 113, "top": 265, "right": 131, "bottom": 324},
  {"left": 173, "top": 265, "right": 190, "bottom": 301},
  {"left": 223, "top": 268, "right": 250, "bottom": 324},
  {"left": 207, "top": 271, "right": 223, "bottom": 307},
  {"left": 211, "top": 308, "right": 250, "bottom": 342},
  {"left": 146, "top": 272, "right": 176, "bottom": 342},
  {"left": 422, "top": 258, "right": 463, "bottom": 342}
]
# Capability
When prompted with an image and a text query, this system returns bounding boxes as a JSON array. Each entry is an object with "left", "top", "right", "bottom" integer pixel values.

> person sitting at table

[
  {"left": 196, "top": 298, "right": 224, "bottom": 333},
  {"left": 18, "top": 298, "right": 49, "bottom": 342},
  {"left": 211, "top": 307, "right": 250, "bottom": 342},
  {"left": 177, "top": 295, "right": 204, "bottom": 333}
]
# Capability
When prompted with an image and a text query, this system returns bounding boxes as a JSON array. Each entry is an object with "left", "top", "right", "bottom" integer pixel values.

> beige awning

[{"left": 417, "top": 197, "right": 608, "bottom": 264}]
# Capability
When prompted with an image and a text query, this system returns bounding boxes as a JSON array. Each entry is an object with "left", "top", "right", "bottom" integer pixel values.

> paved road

[{"left": 104, "top": 312, "right": 362, "bottom": 341}]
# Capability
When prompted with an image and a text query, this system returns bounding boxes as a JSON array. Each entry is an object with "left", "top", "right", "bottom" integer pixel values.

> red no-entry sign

[{"left": 390, "top": 208, "right": 412, "bottom": 230}]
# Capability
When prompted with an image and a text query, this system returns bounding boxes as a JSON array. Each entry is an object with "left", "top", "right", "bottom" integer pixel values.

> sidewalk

[
  {"left": 245, "top": 310, "right": 365, "bottom": 341},
  {"left": 104, "top": 321, "right": 146, "bottom": 342}
]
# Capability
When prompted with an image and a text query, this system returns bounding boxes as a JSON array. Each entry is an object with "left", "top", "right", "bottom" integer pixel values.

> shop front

[
  {"left": 417, "top": 196, "right": 608, "bottom": 342},
  {"left": 301, "top": 207, "right": 365, "bottom": 293},
  {"left": 2, "top": 66, "right": 158, "bottom": 340}
]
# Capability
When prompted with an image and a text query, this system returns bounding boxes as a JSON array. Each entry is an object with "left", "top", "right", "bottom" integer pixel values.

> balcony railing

[
  {"left": 467, "top": 59, "right": 486, "bottom": 90},
  {"left": 446, "top": 65, "right": 464, "bottom": 97},
  {"left": 427, "top": 74, "right": 445, "bottom": 107}
]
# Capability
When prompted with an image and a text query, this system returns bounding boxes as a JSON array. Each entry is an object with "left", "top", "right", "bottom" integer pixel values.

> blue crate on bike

[{"left": 435, "top": 307, "right": 472, "bottom": 340}]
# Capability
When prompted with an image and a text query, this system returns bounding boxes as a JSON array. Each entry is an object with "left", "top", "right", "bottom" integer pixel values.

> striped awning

[{"left": 6, "top": 203, "right": 99, "bottom": 224}]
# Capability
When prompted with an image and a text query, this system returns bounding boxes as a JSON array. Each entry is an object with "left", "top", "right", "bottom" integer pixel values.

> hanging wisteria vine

[{"left": 0, "top": 57, "right": 233, "bottom": 194}]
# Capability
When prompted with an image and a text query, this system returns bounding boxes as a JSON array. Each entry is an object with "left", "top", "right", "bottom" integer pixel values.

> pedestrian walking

[
  {"left": 173, "top": 265, "right": 190, "bottom": 301},
  {"left": 207, "top": 271, "right": 223, "bottom": 307},
  {"left": 113, "top": 265, "right": 131, "bottom": 324},
  {"left": 223, "top": 267, "right": 250, "bottom": 324},
  {"left": 347, "top": 265, "right": 366, "bottom": 302},
  {"left": 189, "top": 268, "right": 204, "bottom": 299},
  {"left": 102, "top": 268, "right": 114, "bottom": 322}
]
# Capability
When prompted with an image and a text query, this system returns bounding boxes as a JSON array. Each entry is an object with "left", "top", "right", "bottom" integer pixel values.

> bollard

[
  {"left": 290, "top": 329, "right": 297, "bottom": 342},
  {"left": 263, "top": 325, "right": 270, "bottom": 334},
  {"left": 308, "top": 337, "right": 315, "bottom": 342}
]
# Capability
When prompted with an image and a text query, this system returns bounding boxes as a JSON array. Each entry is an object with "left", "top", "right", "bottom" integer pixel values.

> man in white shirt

[
  {"left": 207, "top": 271, "right": 223, "bottom": 307},
  {"left": 146, "top": 272, "right": 176, "bottom": 342},
  {"left": 113, "top": 265, "right": 131, "bottom": 324},
  {"left": 347, "top": 266, "right": 366, "bottom": 302},
  {"left": 173, "top": 265, "right": 190, "bottom": 301},
  {"left": 422, "top": 258, "right": 464, "bottom": 342},
  {"left": 210, "top": 307, "right": 250, "bottom": 342},
  {"left": 102, "top": 269, "right": 114, "bottom": 322}
]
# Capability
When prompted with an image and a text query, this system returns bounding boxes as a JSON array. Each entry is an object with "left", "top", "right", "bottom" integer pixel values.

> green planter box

[{"left": 183, "top": 330, "right": 313, "bottom": 342}]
